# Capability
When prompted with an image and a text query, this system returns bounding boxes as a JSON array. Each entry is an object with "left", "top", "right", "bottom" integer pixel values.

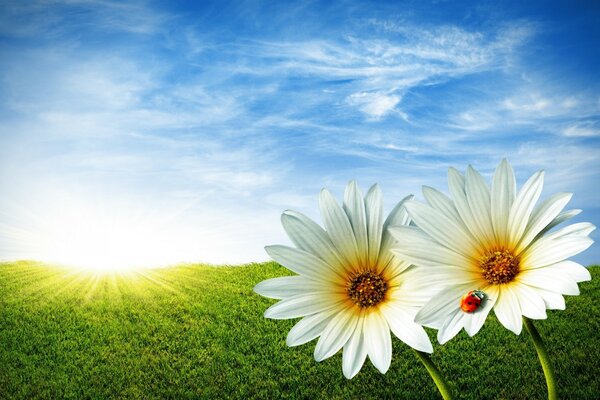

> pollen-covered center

[
  {"left": 480, "top": 249, "right": 520, "bottom": 284},
  {"left": 347, "top": 271, "right": 388, "bottom": 308}
]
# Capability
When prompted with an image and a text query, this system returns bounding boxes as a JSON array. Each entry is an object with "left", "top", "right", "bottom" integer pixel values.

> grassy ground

[{"left": 0, "top": 261, "right": 598, "bottom": 399}]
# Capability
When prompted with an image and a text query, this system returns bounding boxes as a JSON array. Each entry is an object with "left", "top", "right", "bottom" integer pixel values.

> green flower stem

[
  {"left": 524, "top": 318, "right": 558, "bottom": 400},
  {"left": 413, "top": 349, "right": 453, "bottom": 400}
]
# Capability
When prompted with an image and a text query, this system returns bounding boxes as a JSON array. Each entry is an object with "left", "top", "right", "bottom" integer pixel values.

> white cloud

[
  {"left": 0, "top": 0, "right": 168, "bottom": 37},
  {"left": 346, "top": 91, "right": 401, "bottom": 119},
  {"left": 562, "top": 122, "right": 600, "bottom": 137},
  {"left": 223, "top": 21, "right": 534, "bottom": 121}
]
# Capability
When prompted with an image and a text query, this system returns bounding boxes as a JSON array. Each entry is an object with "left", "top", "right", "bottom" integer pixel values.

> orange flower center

[
  {"left": 347, "top": 271, "right": 387, "bottom": 308},
  {"left": 480, "top": 249, "right": 520, "bottom": 284}
]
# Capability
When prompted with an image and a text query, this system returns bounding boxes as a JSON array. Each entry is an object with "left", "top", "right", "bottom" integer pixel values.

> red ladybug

[{"left": 460, "top": 290, "right": 486, "bottom": 313}]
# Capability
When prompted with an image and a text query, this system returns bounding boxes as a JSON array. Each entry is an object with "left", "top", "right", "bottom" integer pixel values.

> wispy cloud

[{"left": 563, "top": 121, "right": 600, "bottom": 137}]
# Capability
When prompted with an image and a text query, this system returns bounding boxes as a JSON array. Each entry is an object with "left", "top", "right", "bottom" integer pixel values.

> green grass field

[{"left": 0, "top": 261, "right": 598, "bottom": 399}]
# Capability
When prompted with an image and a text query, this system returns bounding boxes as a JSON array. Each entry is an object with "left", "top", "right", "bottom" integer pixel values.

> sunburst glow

[
  {"left": 36, "top": 208, "right": 169, "bottom": 272},
  {"left": 0, "top": 192, "right": 209, "bottom": 273}
]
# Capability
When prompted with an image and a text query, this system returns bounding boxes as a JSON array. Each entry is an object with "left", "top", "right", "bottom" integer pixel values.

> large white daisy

[
  {"left": 254, "top": 181, "right": 433, "bottom": 379},
  {"left": 390, "top": 159, "right": 595, "bottom": 344}
]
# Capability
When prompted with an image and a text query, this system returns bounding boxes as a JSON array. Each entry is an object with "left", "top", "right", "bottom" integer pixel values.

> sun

[
  {"left": 4, "top": 195, "right": 193, "bottom": 273},
  {"left": 35, "top": 205, "right": 168, "bottom": 272}
]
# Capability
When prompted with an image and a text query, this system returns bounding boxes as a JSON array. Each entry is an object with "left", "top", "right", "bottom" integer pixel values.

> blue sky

[{"left": 0, "top": 0, "right": 598, "bottom": 268}]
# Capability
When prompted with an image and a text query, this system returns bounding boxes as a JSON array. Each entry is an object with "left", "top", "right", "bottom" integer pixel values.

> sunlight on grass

[{"left": 0, "top": 261, "right": 180, "bottom": 301}]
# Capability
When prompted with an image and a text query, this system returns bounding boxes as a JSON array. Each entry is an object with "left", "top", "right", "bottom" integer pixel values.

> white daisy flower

[
  {"left": 390, "top": 159, "right": 595, "bottom": 344},
  {"left": 254, "top": 181, "right": 433, "bottom": 379}
]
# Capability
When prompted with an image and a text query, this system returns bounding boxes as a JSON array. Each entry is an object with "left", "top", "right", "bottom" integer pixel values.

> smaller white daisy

[{"left": 255, "top": 181, "right": 433, "bottom": 379}]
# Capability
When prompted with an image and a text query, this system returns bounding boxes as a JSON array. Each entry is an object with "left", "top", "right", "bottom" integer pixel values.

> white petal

[
  {"left": 545, "top": 222, "right": 596, "bottom": 240},
  {"left": 422, "top": 185, "right": 462, "bottom": 224},
  {"left": 314, "top": 309, "right": 358, "bottom": 362},
  {"left": 494, "top": 285, "right": 523, "bottom": 334},
  {"left": 513, "top": 284, "right": 547, "bottom": 319},
  {"left": 448, "top": 167, "right": 466, "bottom": 189},
  {"left": 381, "top": 304, "right": 433, "bottom": 353},
  {"left": 390, "top": 269, "right": 451, "bottom": 306},
  {"left": 365, "top": 184, "right": 384, "bottom": 268},
  {"left": 404, "top": 200, "right": 478, "bottom": 257},
  {"left": 521, "top": 234, "right": 594, "bottom": 270},
  {"left": 342, "top": 318, "right": 367, "bottom": 379},
  {"left": 389, "top": 226, "right": 473, "bottom": 269},
  {"left": 464, "top": 285, "right": 498, "bottom": 337},
  {"left": 438, "top": 309, "right": 467, "bottom": 344},
  {"left": 415, "top": 283, "right": 475, "bottom": 329},
  {"left": 517, "top": 266, "right": 581, "bottom": 295},
  {"left": 507, "top": 171, "right": 544, "bottom": 246},
  {"left": 254, "top": 276, "right": 330, "bottom": 299},
  {"left": 448, "top": 167, "right": 490, "bottom": 247},
  {"left": 286, "top": 308, "right": 338, "bottom": 346},
  {"left": 281, "top": 210, "right": 344, "bottom": 270},
  {"left": 379, "top": 195, "right": 413, "bottom": 268},
  {"left": 319, "top": 188, "right": 360, "bottom": 268},
  {"left": 343, "top": 181, "right": 368, "bottom": 267},
  {"left": 265, "top": 245, "right": 338, "bottom": 281},
  {"left": 465, "top": 165, "right": 495, "bottom": 245},
  {"left": 265, "top": 293, "right": 342, "bottom": 320},
  {"left": 491, "top": 158, "right": 516, "bottom": 243},
  {"left": 396, "top": 258, "right": 478, "bottom": 289},
  {"left": 381, "top": 258, "right": 413, "bottom": 279},
  {"left": 557, "top": 260, "right": 592, "bottom": 282},
  {"left": 364, "top": 311, "right": 392, "bottom": 374},
  {"left": 538, "top": 209, "right": 581, "bottom": 235},
  {"left": 535, "top": 288, "right": 566, "bottom": 310},
  {"left": 516, "top": 192, "right": 572, "bottom": 254}
]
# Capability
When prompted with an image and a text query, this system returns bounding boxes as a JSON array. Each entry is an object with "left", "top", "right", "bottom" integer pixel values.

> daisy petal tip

[
  {"left": 313, "top": 349, "right": 327, "bottom": 363},
  {"left": 252, "top": 283, "right": 263, "bottom": 295},
  {"left": 436, "top": 332, "right": 451, "bottom": 345},
  {"left": 377, "top": 363, "right": 391, "bottom": 375},
  {"left": 564, "top": 192, "right": 573, "bottom": 201},
  {"left": 416, "top": 339, "right": 434, "bottom": 354},
  {"left": 534, "top": 169, "right": 545, "bottom": 182},
  {"left": 281, "top": 209, "right": 294, "bottom": 219},
  {"left": 319, "top": 187, "right": 331, "bottom": 197},
  {"left": 343, "top": 371, "right": 356, "bottom": 380},
  {"left": 514, "top": 327, "right": 523, "bottom": 335},
  {"left": 448, "top": 166, "right": 462, "bottom": 177},
  {"left": 580, "top": 268, "right": 592, "bottom": 282},
  {"left": 414, "top": 312, "right": 426, "bottom": 326},
  {"left": 369, "top": 182, "right": 380, "bottom": 191}
]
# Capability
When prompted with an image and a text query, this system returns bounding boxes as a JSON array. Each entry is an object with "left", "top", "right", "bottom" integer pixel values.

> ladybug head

[{"left": 472, "top": 290, "right": 486, "bottom": 301}]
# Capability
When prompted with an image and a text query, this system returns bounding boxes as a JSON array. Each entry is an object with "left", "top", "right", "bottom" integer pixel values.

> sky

[{"left": 0, "top": 0, "right": 598, "bottom": 269}]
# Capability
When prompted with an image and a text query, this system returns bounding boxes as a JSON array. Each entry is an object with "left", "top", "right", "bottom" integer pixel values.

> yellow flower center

[
  {"left": 347, "top": 271, "right": 387, "bottom": 308},
  {"left": 480, "top": 249, "right": 520, "bottom": 284}
]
